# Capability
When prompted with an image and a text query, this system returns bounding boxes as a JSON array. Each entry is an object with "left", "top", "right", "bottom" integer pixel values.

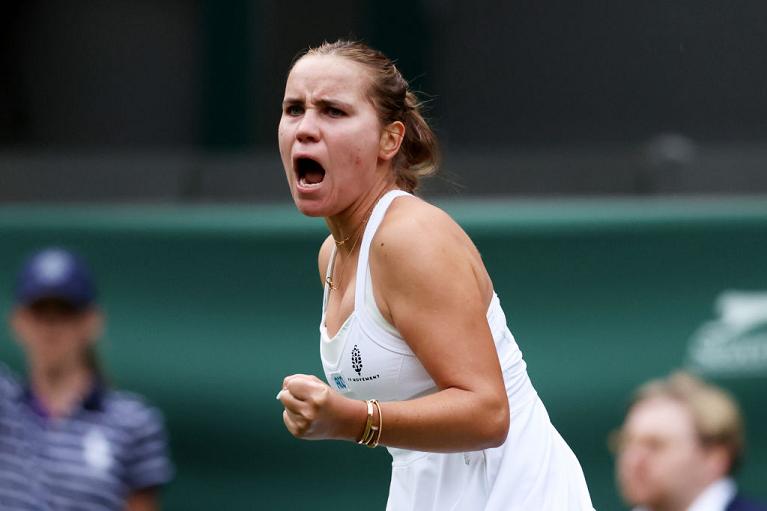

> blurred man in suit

[{"left": 614, "top": 372, "right": 766, "bottom": 511}]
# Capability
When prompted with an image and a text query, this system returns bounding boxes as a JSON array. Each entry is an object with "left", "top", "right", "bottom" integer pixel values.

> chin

[
  {"left": 295, "top": 203, "right": 326, "bottom": 217},
  {"left": 289, "top": 183, "right": 345, "bottom": 218},
  {"left": 622, "top": 486, "right": 658, "bottom": 508},
  {"left": 291, "top": 194, "right": 329, "bottom": 218}
]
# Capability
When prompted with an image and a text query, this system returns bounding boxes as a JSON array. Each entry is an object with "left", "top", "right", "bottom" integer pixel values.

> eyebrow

[
  {"left": 282, "top": 97, "right": 302, "bottom": 107},
  {"left": 281, "top": 97, "right": 353, "bottom": 110}
]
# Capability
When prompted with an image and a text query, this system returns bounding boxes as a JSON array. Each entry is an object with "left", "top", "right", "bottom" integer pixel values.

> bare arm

[
  {"left": 366, "top": 201, "right": 509, "bottom": 451},
  {"left": 125, "top": 489, "right": 158, "bottom": 511},
  {"left": 280, "top": 198, "right": 509, "bottom": 452}
]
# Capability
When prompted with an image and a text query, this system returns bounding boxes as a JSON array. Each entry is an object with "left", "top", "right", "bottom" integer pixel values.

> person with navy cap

[{"left": 0, "top": 247, "right": 174, "bottom": 510}]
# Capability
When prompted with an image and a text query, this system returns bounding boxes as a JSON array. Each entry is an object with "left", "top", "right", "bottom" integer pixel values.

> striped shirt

[{"left": 0, "top": 365, "right": 173, "bottom": 510}]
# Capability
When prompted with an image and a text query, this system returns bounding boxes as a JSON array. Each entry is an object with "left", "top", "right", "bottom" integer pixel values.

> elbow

[{"left": 480, "top": 397, "right": 510, "bottom": 449}]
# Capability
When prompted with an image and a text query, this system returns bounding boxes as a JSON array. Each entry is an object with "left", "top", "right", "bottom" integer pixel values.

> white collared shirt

[{"left": 633, "top": 478, "right": 736, "bottom": 511}]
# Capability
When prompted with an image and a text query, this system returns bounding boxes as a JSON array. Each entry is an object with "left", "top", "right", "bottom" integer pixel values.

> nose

[{"left": 295, "top": 110, "right": 320, "bottom": 143}]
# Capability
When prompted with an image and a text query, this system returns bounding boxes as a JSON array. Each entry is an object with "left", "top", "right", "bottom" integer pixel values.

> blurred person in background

[
  {"left": 613, "top": 372, "right": 767, "bottom": 511},
  {"left": 276, "top": 40, "right": 593, "bottom": 510},
  {"left": 0, "top": 248, "right": 173, "bottom": 510}
]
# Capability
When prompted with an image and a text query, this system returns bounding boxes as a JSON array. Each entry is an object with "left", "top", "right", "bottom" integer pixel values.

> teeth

[{"left": 298, "top": 176, "right": 320, "bottom": 188}]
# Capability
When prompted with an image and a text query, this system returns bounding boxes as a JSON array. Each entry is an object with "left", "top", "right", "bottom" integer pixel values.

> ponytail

[{"left": 393, "top": 91, "right": 440, "bottom": 192}]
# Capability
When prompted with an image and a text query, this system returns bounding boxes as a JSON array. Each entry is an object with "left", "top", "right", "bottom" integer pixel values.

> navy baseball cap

[{"left": 15, "top": 248, "right": 97, "bottom": 309}]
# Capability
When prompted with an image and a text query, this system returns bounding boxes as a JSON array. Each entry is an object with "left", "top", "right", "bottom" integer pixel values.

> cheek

[
  {"left": 19, "top": 322, "right": 45, "bottom": 342},
  {"left": 617, "top": 453, "right": 645, "bottom": 486},
  {"left": 644, "top": 451, "right": 690, "bottom": 485},
  {"left": 343, "top": 132, "right": 380, "bottom": 171},
  {"left": 277, "top": 126, "right": 295, "bottom": 179},
  {"left": 277, "top": 121, "right": 292, "bottom": 154},
  {"left": 277, "top": 130, "right": 288, "bottom": 157},
  {"left": 76, "top": 321, "right": 93, "bottom": 341},
  {"left": 347, "top": 149, "right": 365, "bottom": 173}
]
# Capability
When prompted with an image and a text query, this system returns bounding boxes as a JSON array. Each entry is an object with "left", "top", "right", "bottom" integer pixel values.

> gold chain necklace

[
  {"left": 325, "top": 226, "right": 364, "bottom": 291},
  {"left": 326, "top": 195, "right": 382, "bottom": 292},
  {"left": 333, "top": 232, "right": 354, "bottom": 247}
]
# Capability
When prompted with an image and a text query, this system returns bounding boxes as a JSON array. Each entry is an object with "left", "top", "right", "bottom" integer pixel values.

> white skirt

[{"left": 385, "top": 395, "right": 594, "bottom": 511}]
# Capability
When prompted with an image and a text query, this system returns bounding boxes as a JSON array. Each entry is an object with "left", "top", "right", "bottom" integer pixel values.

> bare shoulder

[
  {"left": 317, "top": 234, "right": 335, "bottom": 286},
  {"left": 370, "top": 195, "right": 494, "bottom": 324},
  {"left": 373, "top": 195, "right": 464, "bottom": 254},
  {"left": 370, "top": 195, "right": 488, "bottom": 290}
]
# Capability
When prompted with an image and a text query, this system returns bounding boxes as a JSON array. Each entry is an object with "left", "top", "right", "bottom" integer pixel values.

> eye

[
  {"left": 326, "top": 106, "right": 346, "bottom": 118},
  {"left": 284, "top": 104, "right": 304, "bottom": 116}
]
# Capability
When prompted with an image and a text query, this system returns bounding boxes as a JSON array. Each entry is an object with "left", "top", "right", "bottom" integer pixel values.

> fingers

[
  {"left": 280, "top": 374, "right": 312, "bottom": 401},
  {"left": 283, "top": 408, "right": 312, "bottom": 438},
  {"left": 283, "top": 409, "right": 301, "bottom": 436},
  {"left": 278, "top": 374, "right": 331, "bottom": 439},
  {"left": 278, "top": 387, "right": 306, "bottom": 414},
  {"left": 281, "top": 373, "right": 313, "bottom": 390},
  {"left": 278, "top": 378, "right": 326, "bottom": 415},
  {"left": 281, "top": 375, "right": 296, "bottom": 391},
  {"left": 284, "top": 375, "right": 326, "bottom": 402}
]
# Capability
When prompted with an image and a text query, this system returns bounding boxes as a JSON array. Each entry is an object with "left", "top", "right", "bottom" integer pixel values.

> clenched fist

[{"left": 277, "top": 374, "right": 365, "bottom": 441}]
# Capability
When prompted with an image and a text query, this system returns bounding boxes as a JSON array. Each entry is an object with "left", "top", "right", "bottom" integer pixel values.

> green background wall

[{"left": 0, "top": 197, "right": 765, "bottom": 510}]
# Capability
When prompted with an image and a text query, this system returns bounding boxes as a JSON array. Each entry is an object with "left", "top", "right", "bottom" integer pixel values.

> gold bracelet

[
  {"left": 366, "top": 402, "right": 379, "bottom": 448},
  {"left": 357, "top": 400, "right": 375, "bottom": 445},
  {"left": 369, "top": 399, "right": 383, "bottom": 448}
]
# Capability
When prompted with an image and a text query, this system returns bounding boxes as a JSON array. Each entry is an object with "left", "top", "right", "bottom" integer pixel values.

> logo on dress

[
  {"left": 333, "top": 374, "right": 348, "bottom": 391},
  {"left": 348, "top": 345, "right": 381, "bottom": 383},
  {"left": 328, "top": 371, "right": 351, "bottom": 393},
  {"left": 351, "top": 345, "right": 363, "bottom": 375}
]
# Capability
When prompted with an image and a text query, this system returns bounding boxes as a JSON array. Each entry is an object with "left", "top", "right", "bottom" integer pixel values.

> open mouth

[{"left": 294, "top": 157, "right": 326, "bottom": 187}]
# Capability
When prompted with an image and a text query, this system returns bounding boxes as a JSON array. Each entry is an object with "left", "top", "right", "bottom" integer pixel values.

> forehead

[
  {"left": 624, "top": 396, "right": 698, "bottom": 440},
  {"left": 284, "top": 54, "right": 371, "bottom": 101}
]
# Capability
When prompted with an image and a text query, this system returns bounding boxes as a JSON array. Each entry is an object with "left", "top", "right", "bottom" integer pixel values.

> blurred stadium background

[{"left": 1, "top": 1, "right": 766, "bottom": 509}]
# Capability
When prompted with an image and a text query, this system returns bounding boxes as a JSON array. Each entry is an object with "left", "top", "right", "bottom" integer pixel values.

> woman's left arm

[{"left": 280, "top": 202, "right": 510, "bottom": 453}]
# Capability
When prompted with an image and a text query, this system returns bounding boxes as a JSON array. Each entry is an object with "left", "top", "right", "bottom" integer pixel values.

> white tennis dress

[{"left": 320, "top": 190, "right": 594, "bottom": 511}]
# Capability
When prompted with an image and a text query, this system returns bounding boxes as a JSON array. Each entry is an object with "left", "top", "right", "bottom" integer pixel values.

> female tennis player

[
  {"left": 277, "top": 40, "right": 594, "bottom": 510},
  {"left": 1, "top": 248, "right": 173, "bottom": 510}
]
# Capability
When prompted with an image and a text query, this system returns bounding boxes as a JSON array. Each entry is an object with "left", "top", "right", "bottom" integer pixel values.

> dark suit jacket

[{"left": 726, "top": 494, "right": 767, "bottom": 511}]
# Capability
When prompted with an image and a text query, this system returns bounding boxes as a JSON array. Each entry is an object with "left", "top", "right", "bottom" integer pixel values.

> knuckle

[{"left": 315, "top": 388, "right": 329, "bottom": 406}]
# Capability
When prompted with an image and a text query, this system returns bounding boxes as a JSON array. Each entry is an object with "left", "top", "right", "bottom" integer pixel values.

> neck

[
  {"left": 326, "top": 180, "right": 397, "bottom": 248},
  {"left": 28, "top": 360, "right": 93, "bottom": 418},
  {"left": 645, "top": 491, "right": 705, "bottom": 511}
]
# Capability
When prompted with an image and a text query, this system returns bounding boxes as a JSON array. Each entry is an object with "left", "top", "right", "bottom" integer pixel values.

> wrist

[
  {"left": 357, "top": 399, "right": 383, "bottom": 448},
  {"left": 335, "top": 397, "right": 369, "bottom": 441}
]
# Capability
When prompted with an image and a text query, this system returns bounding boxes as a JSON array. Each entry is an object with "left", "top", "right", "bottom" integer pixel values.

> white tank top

[{"left": 320, "top": 190, "right": 594, "bottom": 511}]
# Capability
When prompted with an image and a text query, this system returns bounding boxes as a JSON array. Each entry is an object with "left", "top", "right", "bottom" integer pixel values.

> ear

[
  {"left": 703, "top": 444, "right": 731, "bottom": 480},
  {"left": 379, "top": 121, "right": 405, "bottom": 161}
]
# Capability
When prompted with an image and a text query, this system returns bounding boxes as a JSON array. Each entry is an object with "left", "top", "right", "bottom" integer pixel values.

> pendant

[{"left": 325, "top": 276, "right": 336, "bottom": 290}]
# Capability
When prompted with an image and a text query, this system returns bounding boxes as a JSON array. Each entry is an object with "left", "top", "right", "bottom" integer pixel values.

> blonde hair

[
  {"left": 631, "top": 371, "right": 745, "bottom": 473},
  {"left": 290, "top": 40, "right": 440, "bottom": 193}
]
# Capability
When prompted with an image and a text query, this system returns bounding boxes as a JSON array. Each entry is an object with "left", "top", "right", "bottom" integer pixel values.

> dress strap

[{"left": 354, "top": 189, "right": 411, "bottom": 312}]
